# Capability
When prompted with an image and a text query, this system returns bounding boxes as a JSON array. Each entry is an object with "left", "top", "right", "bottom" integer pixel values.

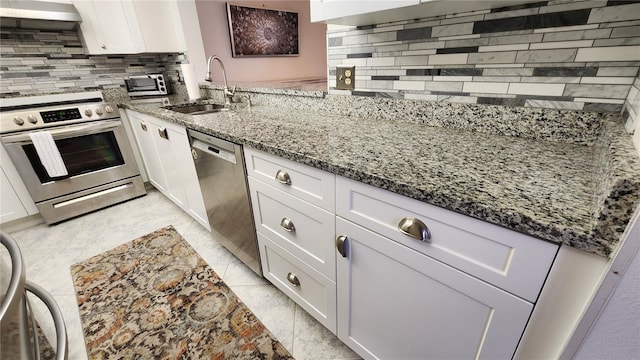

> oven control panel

[{"left": 0, "top": 103, "right": 119, "bottom": 134}]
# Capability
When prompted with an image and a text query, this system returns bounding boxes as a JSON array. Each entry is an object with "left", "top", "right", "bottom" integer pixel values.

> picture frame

[{"left": 226, "top": 3, "right": 299, "bottom": 57}]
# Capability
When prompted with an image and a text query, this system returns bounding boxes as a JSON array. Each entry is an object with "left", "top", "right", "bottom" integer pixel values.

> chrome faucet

[{"left": 205, "top": 55, "right": 236, "bottom": 106}]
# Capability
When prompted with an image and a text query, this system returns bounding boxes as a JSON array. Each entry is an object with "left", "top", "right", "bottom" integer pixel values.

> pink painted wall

[{"left": 195, "top": 0, "right": 327, "bottom": 82}]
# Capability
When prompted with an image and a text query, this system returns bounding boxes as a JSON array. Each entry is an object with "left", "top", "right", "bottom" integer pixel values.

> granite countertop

[{"left": 120, "top": 93, "right": 640, "bottom": 258}]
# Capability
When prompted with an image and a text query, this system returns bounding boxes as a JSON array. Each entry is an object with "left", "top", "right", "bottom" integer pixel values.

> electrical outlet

[{"left": 336, "top": 65, "right": 355, "bottom": 90}]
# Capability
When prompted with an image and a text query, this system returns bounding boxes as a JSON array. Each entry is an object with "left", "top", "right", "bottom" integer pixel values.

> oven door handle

[{"left": 0, "top": 120, "right": 121, "bottom": 144}]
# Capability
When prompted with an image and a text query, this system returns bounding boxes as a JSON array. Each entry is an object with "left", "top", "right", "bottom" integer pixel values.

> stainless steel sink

[{"left": 164, "top": 103, "right": 229, "bottom": 115}]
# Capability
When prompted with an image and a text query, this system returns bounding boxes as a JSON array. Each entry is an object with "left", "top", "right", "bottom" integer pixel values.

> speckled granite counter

[{"left": 118, "top": 91, "right": 640, "bottom": 258}]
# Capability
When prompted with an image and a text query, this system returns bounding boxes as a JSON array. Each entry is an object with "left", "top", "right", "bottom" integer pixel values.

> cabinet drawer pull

[
  {"left": 275, "top": 170, "right": 291, "bottom": 185},
  {"left": 287, "top": 272, "right": 300, "bottom": 287},
  {"left": 398, "top": 217, "right": 431, "bottom": 243},
  {"left": 336, "top": 235, "right": 348, "bottom": 258},
  {"left": 140, "top": 122, "right": 147, "bottom": 131},
  {"left": 158, "top": 127, "right": 168, "bottom": 140},
  {"left": 280, "top": 218, "right": 296, "bottom": 232}
]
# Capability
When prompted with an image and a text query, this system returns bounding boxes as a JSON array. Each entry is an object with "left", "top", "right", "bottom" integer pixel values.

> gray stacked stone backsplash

[
  {"left": 327, "top": 0, "right": 640, "bottom": 113},
  {"left": 0, "top": 28, "right": 185, "bottom": 97}
]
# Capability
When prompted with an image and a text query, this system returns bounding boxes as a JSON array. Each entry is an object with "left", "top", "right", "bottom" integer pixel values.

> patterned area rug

[{"left": 71, "top": 226, "right": 293, "bottom": 359}]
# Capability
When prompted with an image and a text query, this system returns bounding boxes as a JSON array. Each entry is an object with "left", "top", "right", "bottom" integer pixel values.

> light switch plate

[{"left": 336, "top": 65, "right": 355, "bottom": 90}]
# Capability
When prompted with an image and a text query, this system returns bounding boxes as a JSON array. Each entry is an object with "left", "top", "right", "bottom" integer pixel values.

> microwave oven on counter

[{"left": 125, "top": 74, "right": 169, "bottom": 96}]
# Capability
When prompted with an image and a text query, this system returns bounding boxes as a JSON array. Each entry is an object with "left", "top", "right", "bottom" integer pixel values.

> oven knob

[
  {"left": 105, "top": 105, "right": 114, "bottom": 113},
  {"left": 84, "top": 109, "right": 93, "bottom": 117},
  {"left": 95, "top": 107, "right": 103, "bottom": 115},
  {"left": 13, "top": 117, "right": 24, "bottom": 126},
  {"left": 27, "top": 114, "right": 37, "bottom": 124}
]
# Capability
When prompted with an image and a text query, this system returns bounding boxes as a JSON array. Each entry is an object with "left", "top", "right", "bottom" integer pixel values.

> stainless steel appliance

[
  {"left": 0, "top": 0, "right": 82, "bottom": 31},
  {"left": 124, "top": 74, "right": 169, "bottom": 97},
  {"left": 0, "top": 92, "right": 146, "bottom": 224},
  {"left": 188, "top": 129, "right": 261, "bottom": 276}
]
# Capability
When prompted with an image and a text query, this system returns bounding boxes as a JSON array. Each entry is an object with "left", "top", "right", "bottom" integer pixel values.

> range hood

[{"left": 0, "top": 0, "right": 81, "bottom": 31}]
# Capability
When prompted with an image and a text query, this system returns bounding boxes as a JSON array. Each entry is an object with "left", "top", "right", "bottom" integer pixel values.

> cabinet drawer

[
  {"left": 244, "top": 147, "right": 335, "bottom": 211},
  {"left": 336, "top": 176, "right": 558, "bottom": 302},
  {"left": 249, "top": 177, "right": 336, "bottom": 279},
  {"left": 258, "top": 233, "right": 337, "bottom": 333}
]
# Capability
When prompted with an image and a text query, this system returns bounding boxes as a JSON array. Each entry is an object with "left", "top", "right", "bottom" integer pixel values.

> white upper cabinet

[
  {"left": 310, "top": 0, "right": 420, "bottom": 23},
  {"left": 310, "top": 0, "right": 537, "bottom": 26},
  {"left": 73, "top": 0, "right": 185, "bottom": 54}
]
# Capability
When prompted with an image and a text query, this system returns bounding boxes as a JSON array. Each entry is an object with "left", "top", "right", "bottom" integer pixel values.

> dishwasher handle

[{"left": 192, "top": 139, "right": 237, "bottom": 164}]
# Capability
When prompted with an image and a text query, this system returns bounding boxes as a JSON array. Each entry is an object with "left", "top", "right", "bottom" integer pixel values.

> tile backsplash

[
  {"left": 327, "top": 0, "right": 640, "bottom": 113},
  {"left": 0, "top": 28, "right": 184, "bottom": 97}
]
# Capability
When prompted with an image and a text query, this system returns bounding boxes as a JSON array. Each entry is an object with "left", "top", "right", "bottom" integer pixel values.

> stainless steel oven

[{"left": 0, "top": 92, "right": 146, "bottom": 224}]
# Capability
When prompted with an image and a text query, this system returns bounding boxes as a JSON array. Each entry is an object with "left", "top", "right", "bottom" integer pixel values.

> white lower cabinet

[
  {"left": 126, "top": 110, "right": 208, "bottom": 229},
  {"left": 1, "top": 167, "right": 29, "bottom": 223},
  {"left": 245, "top": 148, "right": 559, "bottom": 359},
  {"left": 257, "top": 233, "right": 337, "bottom": 332},
  {"left": 336, "top": 217, "right": 533, "bottom": 359},
  {"left": 246, "top": 147, "right": 338, "bottom": 332},
  {"left": 0, "top": 144, "right": 38, "bottom": 223}
]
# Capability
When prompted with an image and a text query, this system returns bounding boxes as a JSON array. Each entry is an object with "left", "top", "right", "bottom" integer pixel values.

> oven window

[
  {"left": 24, "top": 131, "right": 125, "bottom": 183},
  {"left": 127, "top": 78, "right": 158, "bottom": 91}
]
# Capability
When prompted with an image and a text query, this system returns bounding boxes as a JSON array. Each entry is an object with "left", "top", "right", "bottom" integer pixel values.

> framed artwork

[{"left": 226, "top": 3, "right": 299, "bottom": 57}]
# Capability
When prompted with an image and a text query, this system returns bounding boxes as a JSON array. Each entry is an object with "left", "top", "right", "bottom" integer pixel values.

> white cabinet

[
  {"left": 336, "top": 176, "right": 558, "bottom": 303},
  {"left": 310, "top": 0, "right": 420, "bottom": 23},
  {"left": 244, "top": 149, "right": 559, "bottom": 359},
  {"left": 335, "top": 177, "right": 559, "bottom": 359},
  {"left": 310, "top": 0, "right": 535, "bottom": 26},
  {"left": 126, "top": 110, "right": 208, "bottom": 229},
  {"left": 0, "top": 145, "right": 38, "bottom": 224},
  {"left": 336, "top": 217, "right": 534, "bottom": 359},
  {"left": 73, "top": 0, "right": 184, "bottom": 54},
  {"left": 245, "top": 147, "right": 337, "bottom": 332}
]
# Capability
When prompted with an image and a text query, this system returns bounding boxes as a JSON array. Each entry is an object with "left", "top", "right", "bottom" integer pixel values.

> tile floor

[{"left": 6, "top": 188, "right": 360, "bottom": 360}]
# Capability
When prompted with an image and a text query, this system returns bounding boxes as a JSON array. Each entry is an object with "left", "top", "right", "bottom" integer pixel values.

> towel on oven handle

[{"left": 28, "top": 131, "right": 68, "bottom": 178}]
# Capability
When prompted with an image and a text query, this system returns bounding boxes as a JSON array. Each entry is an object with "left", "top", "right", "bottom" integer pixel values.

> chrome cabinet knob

[
  {"left": 336, "top": 235, "right": 348, "bottom": 258},
  {"left": 140, "top": 122, "right": 147, "bottom": 131},
  {"left": 287, "top": 272, "right": 300, "bottom": 287},
  {"left": 158, "top": 128, "right": 168, "bottom": 140},
  {"left": 275, "top": 169, "right": 291, "bottom": 185},
  {"left": 398, "top": 217, "right": 431, "bottom": 242},
  {"left": 280, "top": 218, "right": 295, "bottom": 232}
]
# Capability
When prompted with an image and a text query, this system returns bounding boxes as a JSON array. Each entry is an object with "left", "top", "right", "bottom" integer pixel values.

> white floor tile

[
  {"left": 292, "top": 306, "right": 362, "bottom": 360},
  {"left": 5, "top": 188, "right": 358, "bottom": 360},
  {"left": 230, "top": 284, "right": 296, "bottom": 353},
  {"left": 222, "top": 255, "right": 269, "bottom": 286}
]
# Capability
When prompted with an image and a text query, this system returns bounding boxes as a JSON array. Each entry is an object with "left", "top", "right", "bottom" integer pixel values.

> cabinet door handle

[
  {"left": 336, "top": 235, "right": 348, "bottom": 258},
  {"left": 398, "top": 217, "right": 431, "bottom": 242},
  {"left": 280, "top": 218, "right": 295, "bottom": 232},
  {"left": 275, "top": 169, "right": 291, "bottom": 185},
  {"left": 140, "top": 122, "right": 147, "bottom": 131},
  {"left": 287, "top": 272, "right": 300, "bottom": 287},
  {"left": 158, "top": 127, "right": 168, "bottom": 140}
]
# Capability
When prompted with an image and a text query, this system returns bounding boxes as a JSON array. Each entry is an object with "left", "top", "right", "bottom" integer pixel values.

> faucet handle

[{"left": 227, "top": 85, "right": 237, "bottom": 97}]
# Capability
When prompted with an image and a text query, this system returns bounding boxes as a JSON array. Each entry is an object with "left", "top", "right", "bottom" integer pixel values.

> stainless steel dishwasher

[{"left": 187, "top": 129, "right": 261, "bottom": 276}]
